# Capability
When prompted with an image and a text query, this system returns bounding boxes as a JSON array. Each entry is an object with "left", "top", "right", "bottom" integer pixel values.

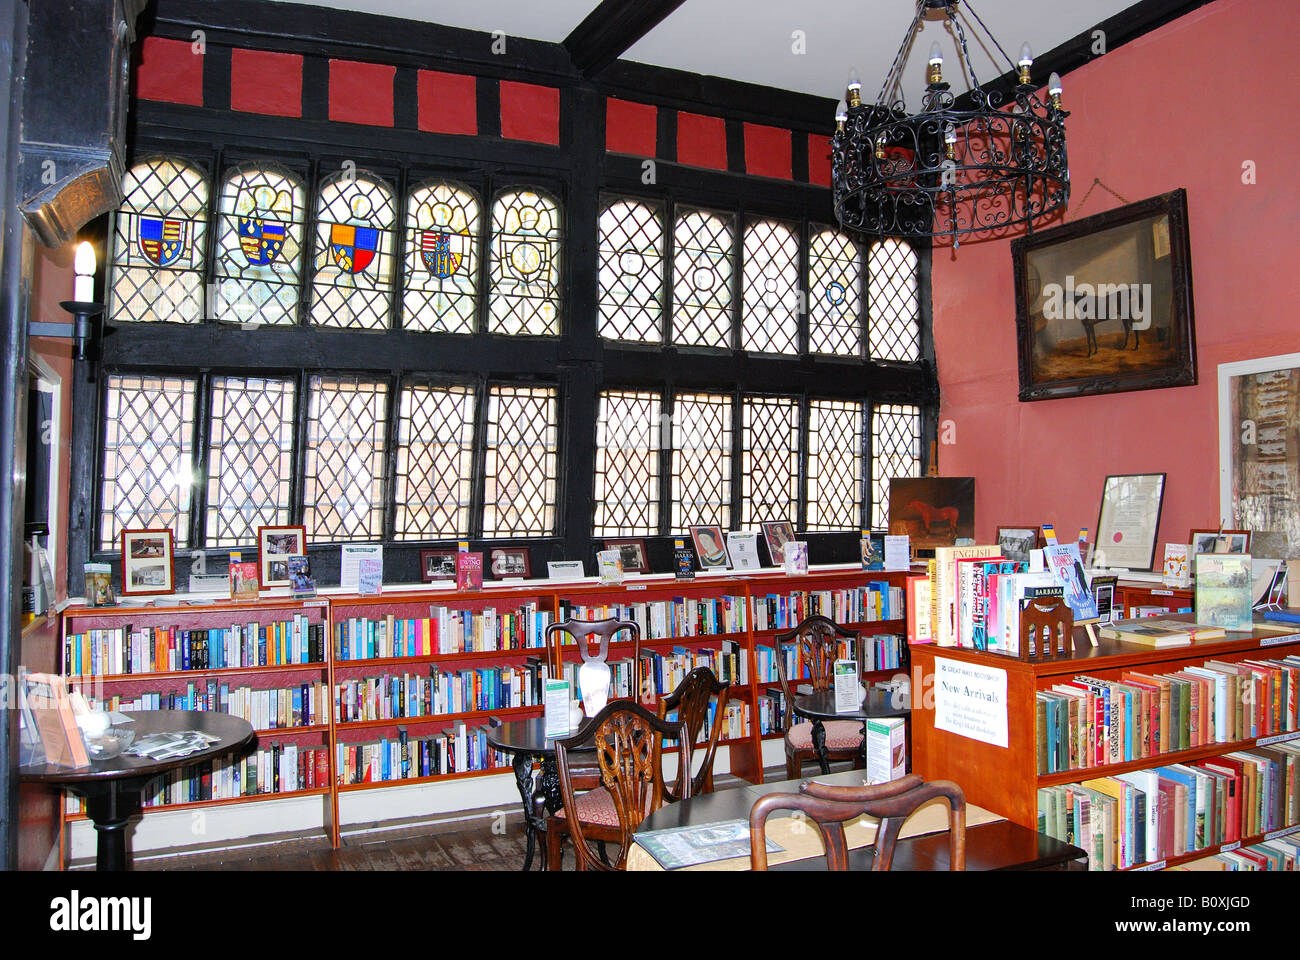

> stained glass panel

[
  {"left": 741, "top": 219, "right": 799, "bottom": 355},
  {"left": 594, "top": 390, "right": 662, "bottom": 536},
  {"left": 109, "top": 159, "right": 209, "bottom": 324},
  {"left": 871, "top": 403, "right": 921, "bottom": 528},
  {"left": 598, "top": 199, "right": 664, "bottom": 343},
  {"left": 205, "top": 377, "right": 297, "bottom": 546},
  {"left": 99, "top": 374, "right": 197, "bottom": 548},
  {"left": 393, "top": 384, "right": 477, "bottom": 540},
  {"left": 807, "top": 399, "right": 863, "bottom": 531},
  {"left": 671, "top": 392, "right": 732, "bottom": 532},
  {"left": 808, "top": 227, "right": 863, "bottom": 357},
  {"left": 212, "top": 163, "right": 306, "bottom": 326},
  {"left": 868, "top": 239, "right": 921, "bottom": 362},
  {"left": 302, "top": 377, "right": 389, "bottom": 541},
  {"left": 672, "top": 209, "right": 734, "bottom": 349},
  {"left": 310, "top": 171, "right": 397, "bottom": 329},
  {"left": 488, "top": 190, "right": 562, "bottom": 336},
  {"left": 483, "top": 385, "right": 558, "bottom": 537},
  {"left": 403, "top": 181, "right": 481, "bottom": 334},
  {"left": 741, "top": 396, "right": 799, "bottom": 526}
]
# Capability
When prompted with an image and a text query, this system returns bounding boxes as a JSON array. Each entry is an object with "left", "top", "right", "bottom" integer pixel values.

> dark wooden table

[
  {"left": 20, "top": 710, "right": 256, "bottom": 871},
  {"left": 633, "top": 768, "right": 1088, "bottom": 871},
  {"left": 792, "top": 688, "right": 910, "bottom": 774},
  {"left": 485, "top": 717, "right": 597, "bottom": 872}
]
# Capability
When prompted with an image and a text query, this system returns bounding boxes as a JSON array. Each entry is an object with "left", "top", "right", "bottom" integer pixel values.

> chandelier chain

[
  {"left": 961, "top": 0, "right": 1026, "bottom": 78},
  {"left": 875, "top": 1, "right": 928, "bottom": 107}
]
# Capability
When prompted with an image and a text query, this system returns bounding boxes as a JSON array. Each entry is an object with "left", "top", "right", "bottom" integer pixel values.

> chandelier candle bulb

[
  {"left": 1018, "top": 42, "right": 1033, "bottom": 84},
  {"left": 835, "top": 99, "right": 848, "bottom": 132},
  {"left": 846, "top": 68, "right": 862, "bottom": 107},
  {"left": 927, "top": 42, "right": 943, "bottom": 85},
  {"left": 1048, "top": 71, "right": 1063, "bottom": 106}
]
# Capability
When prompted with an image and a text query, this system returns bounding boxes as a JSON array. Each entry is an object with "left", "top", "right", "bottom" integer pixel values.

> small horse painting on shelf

[{"left": 887, "top": 477, "right": 975, "bottom": 549}]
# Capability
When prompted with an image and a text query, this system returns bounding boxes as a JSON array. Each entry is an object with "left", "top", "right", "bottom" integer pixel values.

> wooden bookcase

[
  {"left": 910, "top": 623, "right": 1300, "bottom": 869},
  {"left": 1115, "top": 580, "right": 1194, "bottom": 619}
]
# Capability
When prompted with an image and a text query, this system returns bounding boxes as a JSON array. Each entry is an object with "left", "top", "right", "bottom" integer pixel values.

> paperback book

[
  {"left": 456, "top": 552, "right": 483, "bottom": 591},
  {"left": 1196, "top": 554, "right": 1254, "bottom": 631}
]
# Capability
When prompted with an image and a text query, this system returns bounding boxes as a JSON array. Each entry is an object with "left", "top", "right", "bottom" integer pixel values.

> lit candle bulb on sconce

[{"left": 74, "top": 241, "right": 96, "bottom": 303}]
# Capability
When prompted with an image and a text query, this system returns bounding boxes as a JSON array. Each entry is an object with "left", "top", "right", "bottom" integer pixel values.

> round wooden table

[
  {"left": 792, "top": 688, "right": 910, "bottom": 774},
  {"left": 20, "top": 710, "right": 256, "bottom": 871}
]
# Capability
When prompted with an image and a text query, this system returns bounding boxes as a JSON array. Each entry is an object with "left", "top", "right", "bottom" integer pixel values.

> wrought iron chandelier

[{"left": 831, "top": 0, "right": 1070, "bottom": 244}]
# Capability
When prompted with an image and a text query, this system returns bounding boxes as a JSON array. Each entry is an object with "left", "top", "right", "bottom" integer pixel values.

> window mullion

[
  {"left": 381, "top": 373, "right": 402, "bottom": 541},
  {"left": 797, "top": 394, "right": 810, "bottom": 532},
  {"left": 290, "top": 370, "right": 310, "bottom": 528},
  {"left": 470, "top": 378, "right": 490, "bottom": 539},
  {"left": 191, "top": 372, "right": 213, "bottom": 548},
  {"left": 729, "top": 390, "right": 743, "bottom": 530}
]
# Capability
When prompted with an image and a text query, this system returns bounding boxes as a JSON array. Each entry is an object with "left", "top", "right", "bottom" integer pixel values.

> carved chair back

[
  {"left": 657, "top": 666, "right": 730, "bottom": 800},
  {"left": 544, "top": 617, "right": 644, "bottom": 703},
  {"left": 771, "top": 615, "right": 861, "bottom": 730}
]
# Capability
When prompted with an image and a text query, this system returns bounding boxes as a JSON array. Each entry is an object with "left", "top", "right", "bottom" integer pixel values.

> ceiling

[{"left": 270, "top": 0, "right": 1139, "bottom": 104}]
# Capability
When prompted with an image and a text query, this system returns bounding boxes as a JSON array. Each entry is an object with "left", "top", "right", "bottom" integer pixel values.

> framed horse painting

[
  {"left": 887, "top": 477, "right": 975, "bottom": 549},
  {"left": 1012, "top": 188, "right": 1196, "bottom": 401}
]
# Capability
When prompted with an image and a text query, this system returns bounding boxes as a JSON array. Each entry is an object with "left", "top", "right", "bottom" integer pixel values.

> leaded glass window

[
  {"left": 808, "top": 228, "right": 863, "bottom": 357},
  {"left": 204, "top": 376, "right": 297, "bottom": 546},
  {"left": 302, "top": 377, "right": 389, "bottom": 541},
  {"left": 594, "top": 390, "right": 662, "bottom": 536},
  {"left": 99, "top": 374, "right": 197, "bottom": 549},
  {"left": 672, "top": 209, "right": 734, "bottom": 349},
  {"left": 597, "top": 199, "right": 664, "bottom": 343},
  {"left": 109, "top": 159, "right": 209, "bottom": 324},
  {"left": 868, "top": 239, "right": 920, "bottom": 361},
  {"left": 483, "top": 385, "right": 559, "bottom": 537},
  {"left": 212, "top": 163, "right": 306, "bottom": 326},
  {"left": 393, "top": 383, "right": 477, "bottom": 540},
  {"left": 741, "top": 396, "right": 799, "bottom": 526},
  {"left": 671, "top": 392, "right": 732, "bottom": 532},
  {"left": 309, "top": 171, "right": 397, "bottom": 329},
  {"left": 807, "top": 400, "right": 863, "bottom": 531},
  {"left": 488, "top": 189, "right": 562, "bottom": 336},
  {"left": 403, "top": 181, "right": 481, "bottom": 334},
  {"left": 741, "top": 219, "right": 799, "bottom": 355},
  {"left": 871, "top": 403, "right": 922, "bottom": 528}
]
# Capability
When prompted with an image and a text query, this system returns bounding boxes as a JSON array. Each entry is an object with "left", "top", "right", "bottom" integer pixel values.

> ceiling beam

[{"left": 563, "top": 0, "right": 688, "bottom": 79}]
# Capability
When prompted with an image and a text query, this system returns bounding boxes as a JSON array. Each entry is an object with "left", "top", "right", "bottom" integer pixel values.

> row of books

[
  {"left": 335, "top": 724, "right": 508, "bottom": 783},
  {"left": 751, "top": 583, "right": 903, "bottom": 632},
  {"left": 1036, "top": 653, "right": 1300, "bottom": 774},
  {"left": 334, "top": 664, "right": 541, "bottom": 723},
  {"left": 85, "top": 681, "right": 330, "bottom": 731},
  {"left": 661, "top": 698, "right": 751, "bottom": 743},
  {"left": 1176, "top": 838, "right": 1300, "bottom": 870},
  {"left": 1037, "top": 744, "right": 1300, "bottom": 869},
  {"left": 334, "top": 602, "right": 553, "bottom": 660},
  {"left": 753, "top": 642, "right": 837, "bottom": 686},
  {"left": 557, "top": 595, "right": 748, "bottom": 640},
  {"left": 641, "top": 642, "right": 747, "bottom": 698},
  {"left": 64, "top": 618, "right": 326, "bottom": 676},
  {"left": 861, "top": 634, "right": 907, "bottom": 672}
]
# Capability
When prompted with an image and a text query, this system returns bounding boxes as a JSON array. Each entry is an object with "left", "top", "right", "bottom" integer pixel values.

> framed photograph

[
  {"left": 487, "top": 547, "right": 531, "bottom": 580},
  {"left": 690, "top": 524, "right": 730, "bottom": 570},
  {"left": 760, "top": 520, "right": 796, "bottom": 564},
  {"left": 1093, "top": 473, "right": 1166, "bottom": 572},
  {"left": 420, "top": 549, "right": 458, "bottom": 582},
  {"left": 257, "top": 524, "right": 305, "bottom": 588},
  {"left": 888, "top": 477, "right": 975, "bottom": 549},
  {"left": 1219, "top": 353, "right": 1300, "bottom": 559},
  {"left": 602, "top": 538, "right": 650, "bottom": 574},
  {"left": 120, "top": 529, "right": 174, "bottom": 596},
  {"left": 996, "top": 525, "right": 1043, "bottom": 565},
  {"left": 1189, "top": 529, "right": 1251, "bottom": 555},
  {"left": 1013, "top": 188, "right": 1196, "bottom": 401}
]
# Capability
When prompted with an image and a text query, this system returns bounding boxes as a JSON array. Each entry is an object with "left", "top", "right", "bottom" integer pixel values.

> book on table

[{"left": 632, "top": 819, "right": 784, "bottom": 869}]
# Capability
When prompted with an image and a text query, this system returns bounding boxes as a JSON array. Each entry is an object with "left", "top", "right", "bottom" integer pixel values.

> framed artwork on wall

[
  {"left": 1188, "top": 529, "right": 1251, "bottom": 555},
  {"left": 602, "top": 538, "right": 650, "bottom": 574},
  {"left": 120, "top": 529, "right": 174, "bottom": 596},
  {"left": 1013, "top": 188, "right": 1196, "bottom": 401},
  {"left": 258, "top": 525, "right": 305, "bottom": 588},
  {"left": 995, "top": 525, "right": 1044, "bottom": 565},
  {"left": 689, "top": 524, "right": 730, "bottom": 570},
  {"left": 887, "top": 477, "right": 975, "bottom": 549},
  {"left": 1093, "top": 473, "right": 1166, "bottom": 572},
  {"left": 420, "top": 549, "right": 458, "bottom": 582}
]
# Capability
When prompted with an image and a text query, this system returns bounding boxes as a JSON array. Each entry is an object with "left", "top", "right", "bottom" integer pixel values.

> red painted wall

[{"left": 931, "top": 0, "right": 1299, "bottom": 562}]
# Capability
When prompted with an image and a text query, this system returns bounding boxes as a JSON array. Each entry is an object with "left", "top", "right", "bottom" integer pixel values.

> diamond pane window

[
  {"left": 672, "top": 209, "right": 734, "bottom": 349},
  {"left": 483, "top": 385, "right": 559, "bottom": 537},
  {"left": 598, "top": 199, "right": 664, "bottom": 343},
  {"left": 671, "top": 392, "right": 732, "bottom": 532},
  {"left": 403, "top": 181, "right": 481, "bottom": 334},
  {"left": 871, "top": 403, "right": 921, "bottom": 528},
  {"left": 109, "top": 159, "right": 209, "bottom": 323},
  {"left": 867, "top": 239, "right": 920, "bottom": 361},
  {"left": 99, "top": 374, "right": 197, "bottom": 549},
  {"left": 393, "top": 384, "right": 477, "bottom": 540},
  {"left": 302, "top": 377, "right": 389, "bottom": 541},
  {"left": 594, "top": 390, "right": 662, "bottom": 536},
  {"left": 213, "top": 163, "right": 306, "bottom": 326},
  {"left": 741, "top": 220, "right": 799, "bottom": 355},
  {"left": 205, "top": 377, "right": 297, "bottom": 546},
  {"left": 807, "top": 400, "right": 863, "bottom": 531},
  {"left": 741, "top": 396, "right": 800, "bottom": 526},
  {"left": 310, "top": 171, "right": 397, "bottom": 329},
  {"left": 488, "top": 189, "right": 562, "bottom": 336},
  {"left": 808, "top": 228, "right": 863, "bottom": 357}
]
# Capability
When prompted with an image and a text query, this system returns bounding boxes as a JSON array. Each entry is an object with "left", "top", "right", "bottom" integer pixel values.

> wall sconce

[{"left": 60, "top": 241, "right": 104, "bottom": 367}]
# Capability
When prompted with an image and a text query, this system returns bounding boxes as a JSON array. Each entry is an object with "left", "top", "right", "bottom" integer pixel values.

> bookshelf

[
  {"left": 1115, "top": 580, "right": 1194, "bottom": 619},
  {"left": 910, "top": 622, "right": 1300, "bottom": 870}
]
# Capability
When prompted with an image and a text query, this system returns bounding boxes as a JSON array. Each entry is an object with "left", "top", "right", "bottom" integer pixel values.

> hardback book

[
  {"left": 1195, "top": 553, "right": 1253, "bottom": 631},
  {"left": 456, "top": 552, "right": 483, "bottom": 591},
  {"left": 1043, "top": 542, "right": 1099, "bottom": 621},
  {"left": 907, "top": 576, "right": 933, "bottom": 643},
  {"left": 1098, "top": 619, "right": 1194, "bottom": 647},
  {"left": 931, "top": 545, "right": 1000, "bottom": 647},
  {"left": 228, "top": 554, "right": 259, "bottom": 601}
]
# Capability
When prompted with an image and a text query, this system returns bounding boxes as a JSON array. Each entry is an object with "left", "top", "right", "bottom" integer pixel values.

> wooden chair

[
  {"left": 551, "top": 699, "right": 691, "bottom": 871},
  {"left": 748, "top": 775, "right": 967, "bottom": 871},
  {"left": 656, "top": 666, "right": 730, "bottom": 801},
  {"left": 771, "top": 615, "right": 863, "bottom": 779}
]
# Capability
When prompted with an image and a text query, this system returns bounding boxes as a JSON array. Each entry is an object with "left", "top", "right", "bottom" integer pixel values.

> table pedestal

[
  {"left": 508, "top": 752, "right": 563, "bottom": 871},
  {"left": 74, "top": 775, "right": 154, "bottom": 871}
]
